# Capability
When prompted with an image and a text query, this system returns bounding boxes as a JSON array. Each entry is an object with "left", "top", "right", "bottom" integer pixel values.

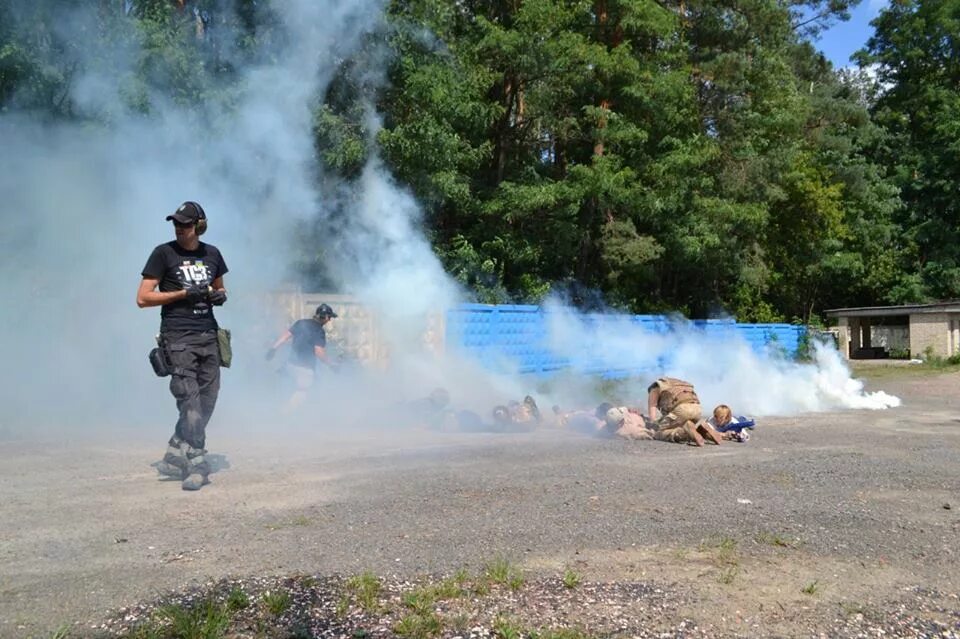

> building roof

[{"left": 825, "top": 301, "right": 960, "bottom": 318}]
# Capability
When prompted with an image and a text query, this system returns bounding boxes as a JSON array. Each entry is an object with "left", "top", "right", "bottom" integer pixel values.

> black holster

[{"left": 149, "top": 339, "right": 172, "bottom": 377}]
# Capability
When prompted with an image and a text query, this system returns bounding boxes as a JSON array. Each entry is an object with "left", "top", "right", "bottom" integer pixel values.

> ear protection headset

[{"left": 187, "top": 201, "right": 208, "bottom": 235}]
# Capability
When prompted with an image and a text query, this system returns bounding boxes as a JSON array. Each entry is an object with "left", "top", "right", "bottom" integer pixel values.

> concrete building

[{"left": 826, "top": 302, "right": 960, "bottom": 360}]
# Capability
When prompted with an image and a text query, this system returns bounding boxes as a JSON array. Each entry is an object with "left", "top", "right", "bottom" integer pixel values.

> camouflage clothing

[
  {"left": 651, "top": 401, "right": 703, "bottom": 444},
  {"left": 648, "top": 377, "right": 699, "bottom": 415}
]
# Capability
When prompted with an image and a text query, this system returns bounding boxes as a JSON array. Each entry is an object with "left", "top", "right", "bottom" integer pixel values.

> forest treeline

[{"left": 2, "top": 0, "right": 958, "bottom": 321}]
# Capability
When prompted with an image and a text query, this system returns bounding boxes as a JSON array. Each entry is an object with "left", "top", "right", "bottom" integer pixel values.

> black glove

[
  {"left": 208, "top": 289, "right": 227, "bottom": 306},
  {"left": 184, "top": 283, "right": 208, "bottom": 304},
  {"left": 265, "top": 348, "right": 276, "bottom": 361}
]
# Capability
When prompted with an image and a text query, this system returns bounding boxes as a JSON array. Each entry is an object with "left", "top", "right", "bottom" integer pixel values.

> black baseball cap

[{"left": 166, "top": 201, "right": 205, "bottom": 224}]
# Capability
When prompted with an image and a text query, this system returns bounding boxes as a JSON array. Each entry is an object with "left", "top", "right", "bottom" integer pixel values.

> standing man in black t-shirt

[
  {"left": 266, "top": 303, "right": 338, "bottom": 411},
  {"left": 137, "top": 201, "right": 229, "bottom": 491}
]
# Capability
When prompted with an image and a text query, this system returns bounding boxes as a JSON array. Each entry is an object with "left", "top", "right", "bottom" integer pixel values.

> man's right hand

[{"left": 184, "top": 284, "right": 208, "bottom": 303}]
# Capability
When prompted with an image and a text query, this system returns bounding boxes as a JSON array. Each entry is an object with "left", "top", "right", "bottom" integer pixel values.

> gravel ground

[{"left": 1, "top": 369, "right": 959, "bottom": 638}]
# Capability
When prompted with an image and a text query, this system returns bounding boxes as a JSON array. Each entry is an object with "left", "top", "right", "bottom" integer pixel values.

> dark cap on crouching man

[{"left": 137, "top": 201, "right": 229, "bottom": 490}]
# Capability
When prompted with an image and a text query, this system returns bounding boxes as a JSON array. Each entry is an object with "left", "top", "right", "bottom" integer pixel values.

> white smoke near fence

[{"left": 540, "top": 302, "right": 901, "bottom": 415}]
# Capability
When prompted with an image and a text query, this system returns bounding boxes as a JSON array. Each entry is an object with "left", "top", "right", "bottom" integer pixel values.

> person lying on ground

[
  {"left": 706, "top": 404, "right": 754, "bottom": 442},
  {"left": 600, "top": 406, "right": 654, "bottom": 440}
]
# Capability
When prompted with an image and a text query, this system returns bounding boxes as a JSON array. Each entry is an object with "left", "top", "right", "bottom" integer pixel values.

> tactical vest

[{"left": 656, "top": 377, "right": 699, "bottom": 414}]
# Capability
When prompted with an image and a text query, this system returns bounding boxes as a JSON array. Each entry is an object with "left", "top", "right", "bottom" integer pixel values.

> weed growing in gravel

[
  {"left": 226, "top": 587, "right": 249, "bottom": 611},
  {"left": 46, "top": 625, "right": 71, "bottom": 639},
  {"left": 562, "top": 569, "right": 582, "bottom": 589},
  {"left": 262, "top": 590, "right": 292, "bottom": 616},
  {"left": 453, "top": 568, "right": 470, "bottom": 585},
  {"left": 264, "top": 515, "right": 312, "bottom": 530},
  {"left": 716, "top": 537, "right": 737, "bottom": 562},
  {"left": 801, "top": 580, "right": 820, "bottom": 596},
  {"left": 121, "top": 623, "right": 162, "bottom": 639},
  {"left": 447, "top": 611, "right": 471, "bottom": 634},
  {"left": 717, "top": 566, "right": 739, "bottom": 585},
  {"left": 402, "top": 577, "right": 466, "bottom": 615},
  {"left": 483, "top": 556, "right": 525, "bottom": 591},
  {"left": 492, "top": 615, "right": 524, "bottom": 639},
  {"left": 755, "top": 532, "right": 797, "bottom": 548},
  {"left": 394, "top": 611, "right": 443, "bottom": 639},
  {"left": 344, "top": 572, "right": 382, "bottom": 612},
  {"left": 158, "top": 598, "right": 231, "bottom": 639}
]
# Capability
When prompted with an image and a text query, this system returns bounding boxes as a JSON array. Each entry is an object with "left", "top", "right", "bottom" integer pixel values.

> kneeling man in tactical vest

[{"left": 646, "top": 377, "right": 723, "bottom": 446}]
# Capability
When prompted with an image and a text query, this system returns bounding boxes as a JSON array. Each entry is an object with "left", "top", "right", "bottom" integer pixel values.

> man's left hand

[{"left": 208, "top": 289, "right": 227, "bottom": 306}]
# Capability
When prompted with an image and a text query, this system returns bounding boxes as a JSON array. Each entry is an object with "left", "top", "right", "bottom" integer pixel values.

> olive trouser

[
  {"left": 652, "top": 402, "right": 703, "bottom": 443},
  {"left": 163, "top": 330, "right": 220, "bottom": 475}
]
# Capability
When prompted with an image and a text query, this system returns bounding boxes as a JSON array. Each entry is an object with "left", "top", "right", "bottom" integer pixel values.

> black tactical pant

[{"left": 163, "top": 331, "right": 220, "bottom": 466}]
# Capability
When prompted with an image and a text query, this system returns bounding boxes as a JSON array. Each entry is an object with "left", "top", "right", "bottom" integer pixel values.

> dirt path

[{"left": 2, "top": 371, "right": 959, "bottom": 638}]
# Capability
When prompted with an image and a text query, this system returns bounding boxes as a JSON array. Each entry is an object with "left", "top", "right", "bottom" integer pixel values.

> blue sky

[{"left": 809, "top": 0, "right": 889, "bottom": 68}]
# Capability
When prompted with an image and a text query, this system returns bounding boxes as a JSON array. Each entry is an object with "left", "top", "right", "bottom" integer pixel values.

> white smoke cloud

[
  {"left": 539, "top": 301, "right": 900, "bottom": 416},
  {"left": 0, "top": 0, "right": 899, "bottom": 445}
]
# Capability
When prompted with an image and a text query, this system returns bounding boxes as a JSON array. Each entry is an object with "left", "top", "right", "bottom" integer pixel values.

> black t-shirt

[
  {"left": 141, "top": 241, "right": 229, "bottom": 332},
  {"left": 289, "top": 318, "right": 327, "bottom": 368}
]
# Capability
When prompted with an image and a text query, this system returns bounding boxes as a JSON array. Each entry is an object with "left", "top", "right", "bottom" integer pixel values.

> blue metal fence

[{"left": 446, "top": 304, "right": 807, "bottom": 378}]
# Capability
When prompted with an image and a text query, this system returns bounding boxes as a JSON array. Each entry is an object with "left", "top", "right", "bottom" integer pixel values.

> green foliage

[
  {"left": 261, "top": 590, "right": 291, "bottom": 616},
  {"left": 1, "top": 0, "right": 944, "bottom": 319},
  {"left": 225, "top": 587, "right": 249, "bottom": 611},
  {"left": 343, "top": 572, "right": 382, "bottom": 612},
  {"left": 394, "top": 611, "right": 443, "bottom": 639},
  {"left": 157, "top": 599, "right": 231, "bottom": 639},
  {"left": 561, "top": 569, "right": 582, "bottom": 589},
  {"left": 482, "top": 556, "right": 524, "bottom": 589}
]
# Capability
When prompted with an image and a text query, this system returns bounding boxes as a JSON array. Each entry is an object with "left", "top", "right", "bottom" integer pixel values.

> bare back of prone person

[
  {"left": 646, "top": 377, "right": 722, "bottom": 446},
  {"left": 601, "top": 407, "right": 653, "bottom": 440}
]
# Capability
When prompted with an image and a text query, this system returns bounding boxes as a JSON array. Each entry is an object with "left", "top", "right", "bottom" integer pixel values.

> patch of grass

[
  {"left": 344, "top": 572, "right": 382, "bottom": 612},
  {"left": 262, "top": 590, "right": 291, "bottom": 616},
  {"left": 492, "top": 615, "right": 523, "bottom": 639},
  {"left": 225, "top": 587, "right": 249, "bottom": 612},
  {"left": 561, "top": 569, "right": 582, "bottom": 589},
  {"left": 483, "top": 556, "right": 524, "bottom": 590},
  {"left": 158, "top": 598, "right": 231, "bottom": 639},
  {"left": 47, "top": 625, "right": 71, "bottom": 639},
  {"left": 472, "top": 580, "right": 490, "bottom": 596},
  {"left": 719, "top": 539, "right": 739, "bottom": 565},
  {"left": 335, "top": 596, "right": 350, "bottom": 618},
  {"left": 394, "top": 612, "right": 443, "bottom": 639},
  {"left": 446, "top": 611, "right": 471, "bottom": 634},
  {"left": 452, "top": 568, "right": 470, "bottom": 586},
  {"left": 801, "top": 580, "right": 821, "bottom": 596},
  {"left": 755, "top": 532, "right": 797, "bottom": 548},
  {"left": 717, "top": 566, "right": 739, "bottom": 585},
  {"left": 121, "top": 623, "right": 162, "bottom": 639}
]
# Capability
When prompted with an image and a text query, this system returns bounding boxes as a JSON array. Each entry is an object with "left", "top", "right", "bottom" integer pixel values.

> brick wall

[{"left": 909, "top": 313, "right": 949, "bottom": 359}]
